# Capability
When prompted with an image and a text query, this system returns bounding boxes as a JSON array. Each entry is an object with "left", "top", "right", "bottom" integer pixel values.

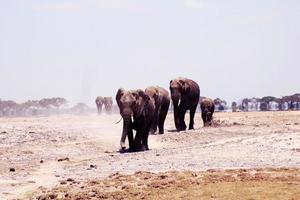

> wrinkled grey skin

[
  {"left": 103, "top": 97, "right": 113, "bottom": 114},
  {"left": 200, "top": 98, "right": 215, "bottom": 126},
  {"left": 169, "top": 78, "right": 200, "bottom": 131},
  {"left": 116, "top": 88, "right": 155, "bottom": 152},
  {"left": 95, "top": 96, "right": 104, "bottom": 114},
  {"left": 145, "top": 86, "right": 170, "bottom": 134}
]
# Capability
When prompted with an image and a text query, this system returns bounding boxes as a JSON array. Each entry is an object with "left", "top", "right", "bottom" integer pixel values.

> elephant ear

[
  {"left": 116, "top": 88, "right": 125, "bottom": 108},
  {"left": 153, "top": 88, "right": 161, "bottom": 106},
  {"left": 169, "top": 80, "right": 174, "bottom": 90},
  {"left": 131, "top": 89, "right": 150, "bottom": 117},
  {"left": 179, "top": 79, "right": 190, "bottom": 93},
  {"left": 136, "top": 89, "right": 150, "bottom": 102}
]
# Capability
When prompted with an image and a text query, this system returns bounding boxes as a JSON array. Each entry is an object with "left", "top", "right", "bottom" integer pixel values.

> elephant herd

[
  {"left": 112, "top": 77, "right": 215, "bottom": 152},
  {"left": 95, "top": 96, "right": 113, "bottom": 114}
]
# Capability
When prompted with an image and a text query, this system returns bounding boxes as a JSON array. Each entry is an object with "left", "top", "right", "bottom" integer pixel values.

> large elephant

[
  {"left": 103, "top": 97, "right": 113, "bottom": 114},
  {"left": 116, "top": 88, "right": 155, "bottom": 152},
  {"left": 169, "top": 77, "right": 200, "bottom": 131},
  {"left": 145, "top": 86, "right": 170, "bottom": 134},
  {"left": 200, "top": 98, "right": 215, "bottom": 127},
  {"left": 95, "top": 96, "right": 104, "bottom": 114}
]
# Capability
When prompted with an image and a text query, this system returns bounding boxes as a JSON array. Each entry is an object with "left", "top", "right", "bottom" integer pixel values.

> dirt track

[{"left": 0, "top": 111, "right": 299, "bottom": 199}]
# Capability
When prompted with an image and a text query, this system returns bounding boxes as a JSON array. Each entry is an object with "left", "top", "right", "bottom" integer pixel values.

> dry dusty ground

[{"left": 0, "top": 111, "right": 299, "bottom": 199}]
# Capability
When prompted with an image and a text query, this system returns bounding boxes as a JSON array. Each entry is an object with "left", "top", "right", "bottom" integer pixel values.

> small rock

[
  {"left": 67, "top": 178, "right": 74, "bottom": 182},
  {"left": 9, "top": 168, "right": 15, "bottom": 172},
  {"left": 121, "top": 185, "right": 129, "bottom": 190},
  {"left": 233, "top": 122, "right": 244, "bottom": 125},
  {"left": 60, "top": 181, "right": 67, "bottom": 185},
  {"left": 90, "top": 164, "right": 97, "bottom": 169},
  {"left": 28, "top": 180, "right": 36, "bottom": 184},
  {"left": 89, "top": 191, "right": 97, "bottom": 197},
  {"left": 48, "top": 194, "right": 57, "bottom": 199},
  {"left": 37, "top": 196, "right": 46, "bottom": 200},
  {"left": 40, "top": 160, "right": 44, "bottom": 163},
  {"left": 159, "top": 174, "right": 168, "bottom": 179},
  {"left": 57, "top": 157, "right": 69, "bottom": 162},
  {"left": 156, "top": 153, "right": 160, "bottom": 156}
]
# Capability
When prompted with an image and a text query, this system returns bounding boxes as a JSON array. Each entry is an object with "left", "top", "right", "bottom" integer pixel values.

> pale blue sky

[{"left": 0, "top": 0, "right": 299, "bottom": 106}]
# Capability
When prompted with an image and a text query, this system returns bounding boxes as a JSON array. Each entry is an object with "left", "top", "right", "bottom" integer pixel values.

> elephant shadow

[
  {"left": 167, "top": 129, "right": 180, "bottom": 133},
  {"left": 119, "top": 147, "right": 150, "bottom": 154}
]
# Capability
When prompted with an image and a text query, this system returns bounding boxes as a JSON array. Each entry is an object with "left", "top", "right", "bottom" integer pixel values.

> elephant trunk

[
  {"left": 97, "top": 104, "right": 102, "bottom": 114},
  {"left": 172, "top": 98, "right": 180, "bottom": 130},
  {"left": 120, "top": 109, "right": 133, "bottom": 150}
]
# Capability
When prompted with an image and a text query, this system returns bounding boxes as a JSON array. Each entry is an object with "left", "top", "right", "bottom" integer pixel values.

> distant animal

[
  {"left": 116, "top": 88, "right": 155, "bottom": 152},
  {"left": 145, "top": 86, "right": 170, "bottom": 134},
  {"left": 200, "top": 98, "right": 215, "bottom": 126},
  {"left": 232, "top": 102, "right": 237, "bottom": 112},
  {"left": 95, "top": 96, "right": 104, "bottom": 114},
  {"left": 103, "top": 97, "right": 113, "bottom": 114},
  {"left": 169, "top": 77, "right": 200, "bottom": 131}
]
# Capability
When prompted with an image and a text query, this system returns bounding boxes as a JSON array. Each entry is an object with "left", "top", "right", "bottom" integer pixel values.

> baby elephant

[{"left": 200, "top": 98, "right": 215, "bottom": 127}]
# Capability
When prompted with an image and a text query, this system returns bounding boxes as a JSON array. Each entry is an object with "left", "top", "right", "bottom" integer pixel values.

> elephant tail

[{"left": 115, "top": 117, "right": 122, "bottom": 124}]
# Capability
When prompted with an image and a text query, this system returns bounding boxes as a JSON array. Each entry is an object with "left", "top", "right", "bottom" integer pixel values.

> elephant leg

[
  {"left": 128, "top": 128, "right": 134, "bottom": 150},
  {"left": 173, "top": 110, "right": 179, "bottom": 130},
  {"left": 134, "top": 121, "right": 146, "bottom": 151},
  {"left": 133, "top": 130, "right": 143, "bottom": 151},
  {"left": 142, "top": 125, "right": 151, "bottom": 151},
  {"left": 158, "top": 106, "right": 168, "bottom": 134},
  {"left": 189, "top": 106, "right": 197, "bottom": 129},
  {"left": 178, "top": 106, "right": 187, "bottom": 131},
  {"left": 201, "top": 113, "right": 206, "bottom": 127},
  {"left": 150, "top": 109, "right": 159, "bottom": 134}
]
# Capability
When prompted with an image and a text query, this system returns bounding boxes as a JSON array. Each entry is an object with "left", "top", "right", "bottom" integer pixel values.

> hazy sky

[{"left": 0, "top": 0, "right": 299, "bottom": 106}]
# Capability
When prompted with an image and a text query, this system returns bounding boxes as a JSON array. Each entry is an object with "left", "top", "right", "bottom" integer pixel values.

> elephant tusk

[
  {"left": 131, "top": 116, "right": 134, "bottom": 122},
  {"left": 115, "top": 117, "right": 122, "bottom": 124},
  {"left": 178, "top": 99, "right": 181, "bottom": 106}
]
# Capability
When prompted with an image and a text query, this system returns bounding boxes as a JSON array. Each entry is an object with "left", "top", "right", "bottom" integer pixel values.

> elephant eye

[{"left": 132, "top": 101, "right": 137, "bottom": 107}]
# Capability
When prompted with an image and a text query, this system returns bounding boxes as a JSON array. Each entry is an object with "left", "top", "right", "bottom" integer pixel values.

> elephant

[
  {"left": 103, "top": 97, "right": 113, "bottom": 114},
  {"left": 145, "top": 86, "right": 170, "bottom": 134},
  {"left": 95, "top": 96, "right": 104, "bottom": 114},
  {"left": 169, "top": 77, "right": 200, "bottom": 131},
  {"left": 200, "top": 98, "right": 215, "bottom": 127},
  {"left": 231, "top": 101, "right": 237, "bottom": 112},
  {"left": 116, "top": 88, "right": 155, "bottom": 152}
]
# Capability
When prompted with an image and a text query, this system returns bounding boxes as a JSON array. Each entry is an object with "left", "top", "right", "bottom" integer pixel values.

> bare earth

[{"left": 0, "top": 111, "right": 299, "bottom": 199}]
